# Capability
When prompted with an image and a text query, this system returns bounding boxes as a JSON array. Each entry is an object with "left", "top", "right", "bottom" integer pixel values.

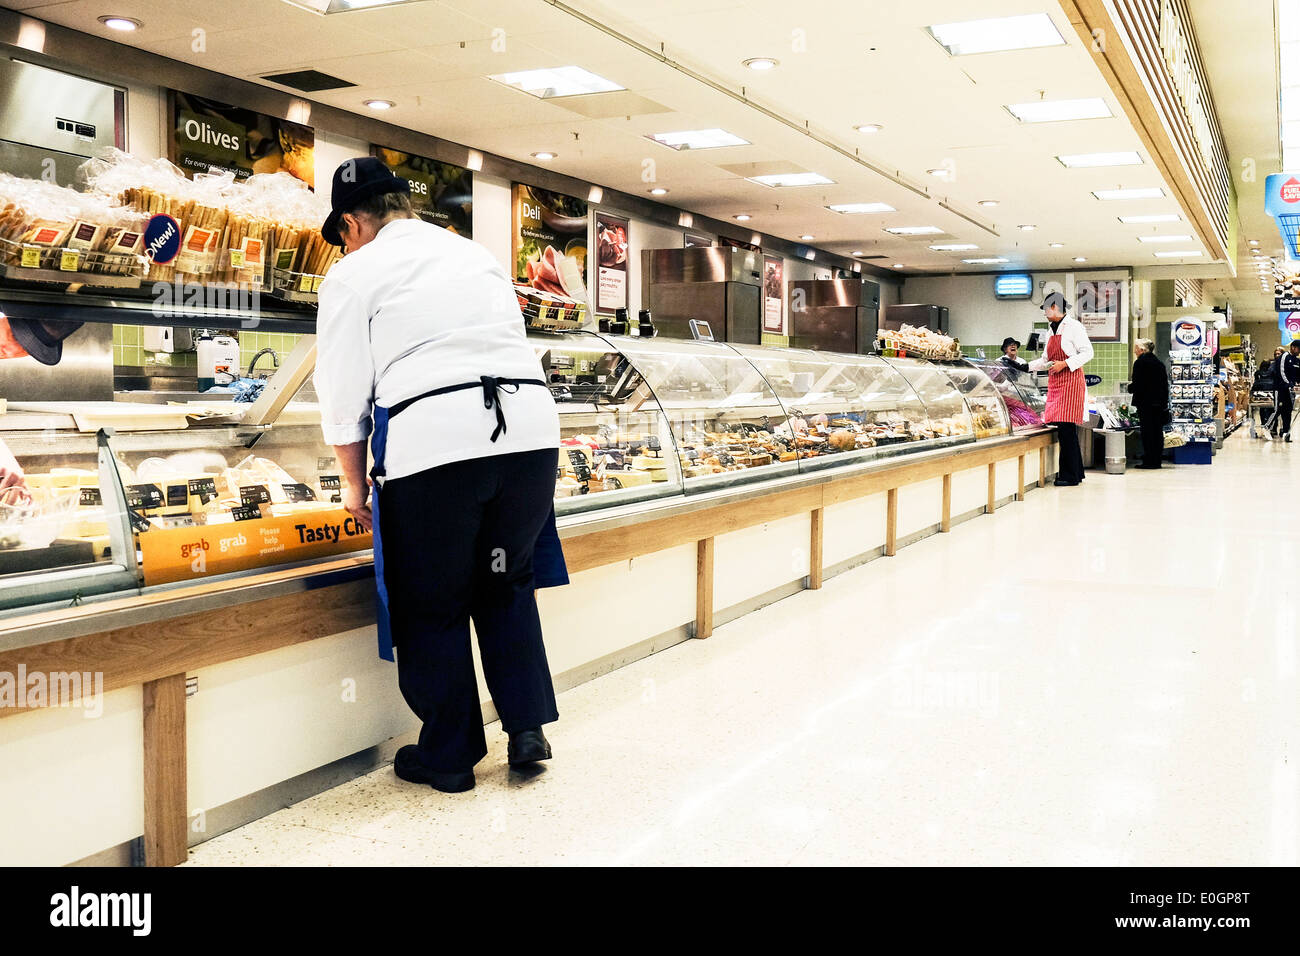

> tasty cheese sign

[{"left": 138, "top": 507, "right": 371, "bottom": 585}]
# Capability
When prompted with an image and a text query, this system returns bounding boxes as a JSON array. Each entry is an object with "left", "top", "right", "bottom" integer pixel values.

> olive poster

[
  {"left": 513, "top": 183, "right": 589, "bottom": 301},
  {"left": 169, "top": 91, "right": 314, "bottom": 186},
  {"left": 371, "top": 146, "right": 473, "bottom": 238},
  {"left": 594, "top": 212, "right": 629, "bottom": 314},
  {"left": 763, "top": 254, "right": 784, "bottom": 334}
]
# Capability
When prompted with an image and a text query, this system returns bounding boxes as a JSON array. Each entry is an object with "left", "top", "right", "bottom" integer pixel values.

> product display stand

[{"left": 1168, "top": 347, "right": 1216, "bottom": 464}]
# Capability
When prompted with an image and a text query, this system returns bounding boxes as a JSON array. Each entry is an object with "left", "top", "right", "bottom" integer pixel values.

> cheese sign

[{"left": 138, "top": 506, "right": 372, "bottom": 585}]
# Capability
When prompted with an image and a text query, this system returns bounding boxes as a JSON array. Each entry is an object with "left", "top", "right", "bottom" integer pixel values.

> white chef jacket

[
  {"left": 315, "top": 218, "right": 560, "bottom": 482},
  {"left": 1028, "top": 316, "right": 1094, "bottom": 373}
]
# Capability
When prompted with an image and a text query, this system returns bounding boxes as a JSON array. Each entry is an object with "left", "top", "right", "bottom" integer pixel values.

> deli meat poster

[
  {"left": 513, "top": 183, "right": 589, "bottom": 301},
  {"left": 595, "top": 212, "right": 628, "bottom": 314},
  {"left": 763, "top": 254, "right": 784, "bottom": 334}
]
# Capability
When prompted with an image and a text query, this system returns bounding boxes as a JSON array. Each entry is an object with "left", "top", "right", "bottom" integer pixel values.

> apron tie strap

[{"left": 481, "top": 375, "right": 522, "bottom": 442}]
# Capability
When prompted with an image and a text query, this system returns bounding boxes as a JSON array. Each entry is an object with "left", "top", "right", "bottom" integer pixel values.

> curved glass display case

[
  {"left": 1, "top": 324, "right": 1045, "bottom": 617},
  {"left": 730, "top": 345, "right": 974, "bottom": 471},
  {"left": 607, "top": 336, "right": 802, "bottom": 494},
  {"left": 964, "top": 358, "right": 1046, "bottom": 431},
  {"left": 932, "top": 361, "right": 1012, "bottom": 439},
  {"left": 532, "top": 331, "right": 684, "bottom": 513}
]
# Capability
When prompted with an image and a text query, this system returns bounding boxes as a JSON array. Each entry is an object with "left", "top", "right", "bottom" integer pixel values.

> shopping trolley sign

[{"left": 1279, "top": 312, "right": 1300, "bottom": 336}]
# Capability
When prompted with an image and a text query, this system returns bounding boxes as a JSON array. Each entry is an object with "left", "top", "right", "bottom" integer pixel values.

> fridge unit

[
  {"left": 641, "top": 247, "right": 763, "bottom": 344},
  {"left": 883, "top": 304, "right": 949, "bottom": 334},
  {"left": 787, "top": 277, "right": 880, "bottom": 354}
]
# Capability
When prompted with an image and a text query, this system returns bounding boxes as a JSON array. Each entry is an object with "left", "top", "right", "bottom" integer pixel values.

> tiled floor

[{"left": 187, "top": 431, "right": 1300, "bottom": 866}]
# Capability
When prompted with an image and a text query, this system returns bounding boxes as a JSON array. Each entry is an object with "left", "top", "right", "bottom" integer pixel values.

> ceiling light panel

[
  {"left": 929, "top": 243, "right": 978, "bottom": 251},
  {"left": 1093, "top": 187, "right": 1165, "bottom": 200},
  {"left": 645, "top": 128, "right": 749, "bottom": 150},
  {"left": 827, "top": 202, "right": 895, "bottom": 214},
  {"left": 1136, "top": 235, "right": 1195, "bottom": 243},
  {"left": 1153, "top": 250, "right": 1203, "bottom": 257},
  {"left": 885, "top": 226, "right": 943, "bottom": 235},
  {"left": 1118, "top": 214, "right": 1180, "bottom": 223},
  {"left": 1057, "top": 151, "right": 1143, "bottom": 168},
  {"left": 1005, "top": 98, "right": 1113, "bottom": 123},
  {"left": 928, "top": 14, "right": 1065, "bottom": 56},
  {"left": 488, "top": 66, "right": 624, "bottom": 98},
  {"left": 747, "top": 172, "right": 835, "bottom": 187}
]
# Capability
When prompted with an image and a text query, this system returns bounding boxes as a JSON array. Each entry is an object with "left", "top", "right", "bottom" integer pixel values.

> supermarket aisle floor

[{"left": 187, "top": 434, "right": 1299, "bottom": 866}]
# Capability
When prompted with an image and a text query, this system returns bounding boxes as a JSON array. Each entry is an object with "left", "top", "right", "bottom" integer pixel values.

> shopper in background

[
  {"left": 1000, "top": 337, "right": 1029, "bottom": 373},
  {"left": 1128, "top": 338, "right": 1168, "bottom": 469},
  {"left": 1254, "top": 353, "right": 1279, "bottom": 437},
  {"left": 1028, "top": 291, "right": 1093, "bottom": 485},
  {"left": 1276, "top": 340, "right": 1300, "bottom": 441},
  {"left": 316, "top": 157, "right": 563, "bottom": 794}
]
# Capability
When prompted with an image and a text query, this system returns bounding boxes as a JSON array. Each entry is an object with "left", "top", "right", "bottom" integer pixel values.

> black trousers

[
  {"left": 1278, "top": 387, "right": 1293, "bottom": 435},
  {"left": 1137, "top": 405, "right": 1164, "bottom": 467},
  {"left": 1055, "top": 422, "right": 1084, "bottom": 483},
  {"left": 380, "top": 448, "right": 560, "bottom": 772}
]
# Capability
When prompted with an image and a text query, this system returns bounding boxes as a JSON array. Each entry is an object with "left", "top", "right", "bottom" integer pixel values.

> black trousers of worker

[
  {"left": 1137, "top": 405, "right": 1164, "bottom": 467},
  {"left": 1054, "top": 422, "right": 1084, "bottom": 483},
  {"left": 379, "top": 448, "right": 560, "bottom": 772},
  {"left": 1277, "top": 386, "right": 1293, "bottom": 436}
]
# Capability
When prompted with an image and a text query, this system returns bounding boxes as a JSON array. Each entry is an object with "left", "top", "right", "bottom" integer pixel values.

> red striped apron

[{"left": 1044, "top": 332, "right": 1086, "bottom": 424}]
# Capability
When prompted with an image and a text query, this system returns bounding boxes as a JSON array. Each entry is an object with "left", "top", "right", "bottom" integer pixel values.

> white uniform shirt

[
  {"left": 1028, "top": 315, "right": 1094, "bottom": 372},
  {"left": 315, "top": 218, "right": 560, "bottom": 482}
]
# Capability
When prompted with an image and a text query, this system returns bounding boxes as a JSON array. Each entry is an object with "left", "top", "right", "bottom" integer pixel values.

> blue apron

[{"left": 367, "top": 377, "right": 567, "bottom": 662}]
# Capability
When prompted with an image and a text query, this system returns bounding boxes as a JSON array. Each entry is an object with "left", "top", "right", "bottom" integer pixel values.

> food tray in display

[
  {"left": 0, "top": 238, "right": 143, "bottom": 289},
  {"left": 269, "top": 266, "right": 324, "bottom": 304}
]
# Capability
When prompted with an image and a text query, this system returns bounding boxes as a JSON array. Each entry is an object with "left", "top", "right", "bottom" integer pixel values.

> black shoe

[
  {"left": 508, "top": 728, "right": 552, "bottom": 767},
  {"left": 1053, "top": 477, "right": 1079, "bottom": 486},
  {"left": 393, "top": 745, "right": 475, "bottom": 792}
]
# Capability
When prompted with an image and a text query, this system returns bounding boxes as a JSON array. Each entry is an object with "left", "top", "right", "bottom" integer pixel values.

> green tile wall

[
  {"left": 960, "top": 341, "right": 1131, "bottom": 396},
  {"left": 113, "top": 324, "right": 301, "bottom": 379}
]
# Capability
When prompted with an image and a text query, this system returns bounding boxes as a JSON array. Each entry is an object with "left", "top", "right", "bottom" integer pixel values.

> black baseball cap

[
  {"left": 322, "top": 157, "right": 410, "bottom": 247},
  {"left": 4, "top": 316, "right": 84, "bottom": 366}
]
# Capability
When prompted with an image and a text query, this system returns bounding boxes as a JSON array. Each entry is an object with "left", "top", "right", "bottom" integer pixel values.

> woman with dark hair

[
  {"left": 1129, "top": 338, "right": 1168, "bottom": 469},
  {"left": 1028, "top": 291, "right": 1093, "bottom": 485}
]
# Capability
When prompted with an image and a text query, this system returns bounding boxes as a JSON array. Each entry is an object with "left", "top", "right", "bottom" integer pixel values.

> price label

[
  {"left": 59, "top": 249, "right": 81, "bottom": 272},
  {"left": 275, "top": 248, "right": 296, "bottom": 271},
  {"left": 231, "top": 504, "right": 261, "bottom": 522},
  {"left": 230, "top": 248, "right": 245, "bottom": 268},
  {"left": 318, "top": 475, "right": 341, "bottom": 491},
  {"left": 280, "top": 482, "right": 316, "bottom": 502},
  {"left": 188, "top": 477, "right": 218, "bottom": 504},
  {"left": 239, "top": 484, "right": 271, "bottom": 506},
  {"left": 78, "top": 487, "right": 102, "bottom": 507},
  {"left": 20, "top": 248, "right": 40, "bottom": 268},
  {"left": 298, "top": 274, "right": 314, "bottom": 292},
  {"left": 166, "top": 484, "right": 189, "bottom": 508},
  {"left": 125, "top": 483, "right": 164, "bottom": 510},
  {"left": 566, "top": 449, "right": 589, "bottom": 469},
  {"left": 310, "top": 275, "right": 324, "bottom": 293}
]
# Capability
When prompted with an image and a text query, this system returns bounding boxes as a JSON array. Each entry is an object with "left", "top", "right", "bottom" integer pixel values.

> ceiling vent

[{"left": 260, "top": 70, "right": 356, "bottom": 92}]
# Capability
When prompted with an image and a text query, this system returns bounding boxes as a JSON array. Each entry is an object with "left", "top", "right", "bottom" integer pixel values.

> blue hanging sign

[{"left": 1264, "top": 173, "right": 1300, "bottom": 258}]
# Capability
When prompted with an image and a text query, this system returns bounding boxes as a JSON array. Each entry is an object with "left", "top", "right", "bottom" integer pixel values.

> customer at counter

[
  {"left": 315, "top": 157, "right": 563, "bottom": 794},
  {"left": 1028, "top": 292, "right": 1093, "bottom": 486},
  {"left": 1129, "top": 338, "right": 1168, "bottom": 469},
  {"left": 1000, "top": 337, "right": 1029, "bottom": 373}
]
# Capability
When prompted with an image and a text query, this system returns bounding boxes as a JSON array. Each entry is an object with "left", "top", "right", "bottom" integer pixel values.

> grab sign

[{"left": 143, "top": 214, "right": 181, "bottom": 265}]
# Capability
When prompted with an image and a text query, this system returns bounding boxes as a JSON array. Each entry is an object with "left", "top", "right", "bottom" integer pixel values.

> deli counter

[{"left": 1, "top": 327, "right": 1045, "bottom": 617}]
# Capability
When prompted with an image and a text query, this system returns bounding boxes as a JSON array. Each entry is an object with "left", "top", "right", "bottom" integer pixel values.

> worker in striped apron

[{"left": 1029, "top": 292, "right": 1093, "bottom": 486}]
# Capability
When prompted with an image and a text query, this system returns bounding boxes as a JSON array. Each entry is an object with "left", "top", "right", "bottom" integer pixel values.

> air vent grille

[{"left": 260, "top": 70, "right": 356, "bottom": 92}]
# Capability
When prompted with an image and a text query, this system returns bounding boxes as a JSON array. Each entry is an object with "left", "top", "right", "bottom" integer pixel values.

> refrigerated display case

[
  {"left": 963, "top": 358, "right": 1047, "bottom": 431},
  {"left": 2, "top": 326, "right": 1042, "bottom": 616}
]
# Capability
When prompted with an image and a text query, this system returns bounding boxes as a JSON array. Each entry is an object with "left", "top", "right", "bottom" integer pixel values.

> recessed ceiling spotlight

[
  {"left": 854, "top": 123, "right": 883, "bottom": 134},
  {"left": 926, "top": 167, "right": 951, "bottom": 178},
  {"left": 1248, "top": 238, "right": 1260, "bottom": 246},
  {"left": 531, "top": 151, "right": 557, "bottom": 160},
  {"left": 1073, "top": 256, "right": 1088, "bottom": 263},
  {"left": 1049, "top": 242, "right": 1065, "bottom": 248},
  {"left": 977, "top": 200, "right": 999, "bottom": 208},
  {"left": 742, "top": 57, "right": 779, "bottom": 71},
  {"left": 1018, "top": 224, "right": 1036, "bottom": 232},
  {"left": 648, "top": 187, "right": 668, "bottom": 195},
  {"left": 364, "top": 99, "right": 395, "bottom": 110},
  {"left": 800, "top": 234, "right": 815, "bottom": 241},
  {"left": 98, "top": 15, "right": 141, "bottom": 31},
  {"left": 733, "top": 214, "right": 752, "bottom": 221}
]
